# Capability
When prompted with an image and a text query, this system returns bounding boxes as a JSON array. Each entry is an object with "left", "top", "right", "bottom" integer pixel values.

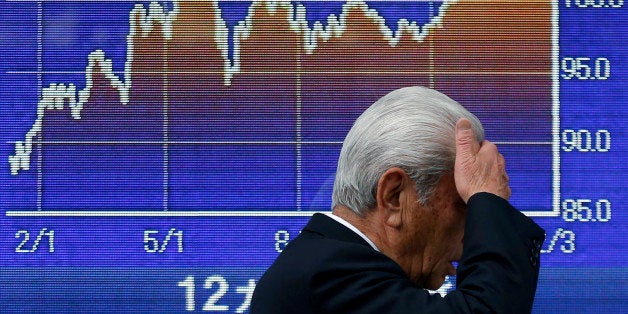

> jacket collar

[{"left": 303, "top": 213, "right": 372, "bottom": 248}]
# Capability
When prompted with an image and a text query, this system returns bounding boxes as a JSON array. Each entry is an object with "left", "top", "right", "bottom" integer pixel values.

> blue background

[{"left": 1, "top": 1, "right": 626, "bottom": 312}]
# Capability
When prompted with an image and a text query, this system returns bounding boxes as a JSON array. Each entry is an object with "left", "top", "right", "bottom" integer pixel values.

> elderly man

[{"left": 250, "top": 86, "right": 545, "bottom": 313}]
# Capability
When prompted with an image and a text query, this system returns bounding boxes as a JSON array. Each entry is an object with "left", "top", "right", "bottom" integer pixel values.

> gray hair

[{"left": 331, "top": 86, "right": 484, "bottom": 216}]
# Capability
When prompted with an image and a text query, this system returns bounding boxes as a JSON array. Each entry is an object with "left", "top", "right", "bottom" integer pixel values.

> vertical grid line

[
  {"left": 296, "top": 32, "right": 303, "bottom": 211},
  {"left": 551, "top": 0, "right": 561, "bottom": 216},
  {"left": 36, "top": 1, "right": 43, "bottom": 211},
  {"left": 163, "top": 40, "right": 169, "bottom": 211},
  {"left": 428, "top": 1, "right": 435, "bottom": 89}
]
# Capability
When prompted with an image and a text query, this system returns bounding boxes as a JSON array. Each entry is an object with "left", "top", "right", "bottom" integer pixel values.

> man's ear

[{"left": 375, "top": 167, "right": 409, "bottom": 228}]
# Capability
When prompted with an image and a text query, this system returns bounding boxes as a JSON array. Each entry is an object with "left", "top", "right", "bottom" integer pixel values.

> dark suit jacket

[{"left": 250, "top": 193, "right": 545, "bottom": 313}]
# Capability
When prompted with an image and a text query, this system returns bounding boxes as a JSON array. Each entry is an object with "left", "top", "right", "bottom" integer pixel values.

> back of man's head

[{"left": 331, "top": 86, "right": 484, "bottom": 216}]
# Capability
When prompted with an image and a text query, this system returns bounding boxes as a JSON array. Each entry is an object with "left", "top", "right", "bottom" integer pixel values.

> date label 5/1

[{"left": 144, "top": 228, "right": 183, "bottom": 253}]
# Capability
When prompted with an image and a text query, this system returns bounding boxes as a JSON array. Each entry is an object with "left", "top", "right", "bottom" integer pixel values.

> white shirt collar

[{"left": 324, "top": 212, "right": 380, "bottom": 252}]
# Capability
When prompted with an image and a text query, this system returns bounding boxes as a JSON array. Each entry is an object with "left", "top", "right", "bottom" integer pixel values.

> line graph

[{"left": 5, "top": 0, "right": 559, "bottom": 216}]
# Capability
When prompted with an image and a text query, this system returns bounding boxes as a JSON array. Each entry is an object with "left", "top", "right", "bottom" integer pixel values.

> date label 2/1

[{"left": 15, "top": 228, "right": 55, "bottom": 253}]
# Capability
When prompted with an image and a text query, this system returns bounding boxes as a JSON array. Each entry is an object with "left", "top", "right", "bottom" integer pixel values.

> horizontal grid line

[
  {"left": 7, "top": 140, "right": 553, "bottom": 145},
  {"left": 6, "top": 211, "right": 322, "bottom": 217},
  {"left": 6, "top": 70, "right": 553, "bottom": 76},
  {"left": 5, "top": 210, "right": 557, "bottom": 217}
]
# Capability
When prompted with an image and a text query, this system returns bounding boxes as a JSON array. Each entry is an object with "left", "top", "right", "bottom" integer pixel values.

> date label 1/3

[
  {"left": 541, "top": 228, "right": 576, "bottom": 254},
  {"left": 144, "top": 228, "right": 183, "bottom": 253},
  {"left": 15, "top": 228, "right": 55, "bottom": 253}
]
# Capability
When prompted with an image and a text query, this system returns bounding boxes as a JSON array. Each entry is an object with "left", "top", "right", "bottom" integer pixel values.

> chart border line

[{"left": 5, "top": 0, "right": 561, "bottom": 218}]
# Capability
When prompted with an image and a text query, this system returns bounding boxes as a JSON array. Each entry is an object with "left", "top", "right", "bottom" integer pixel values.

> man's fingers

[
  {"left": 454, "top": 118, "right": 480, "bottom": 203},
  {"left": 454, "top": 121, "right": 513, "bottom": 202},
  {"left": 455, "top": 118, "right": 480, "bottom": 159},
  {"left": 497, "top": 153, "right": 506, "bottom": 171}
]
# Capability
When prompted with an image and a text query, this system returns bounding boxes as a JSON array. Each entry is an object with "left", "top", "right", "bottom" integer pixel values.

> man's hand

[{"left": 454, "top": 118, "right": 511, "bottom": 203}]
